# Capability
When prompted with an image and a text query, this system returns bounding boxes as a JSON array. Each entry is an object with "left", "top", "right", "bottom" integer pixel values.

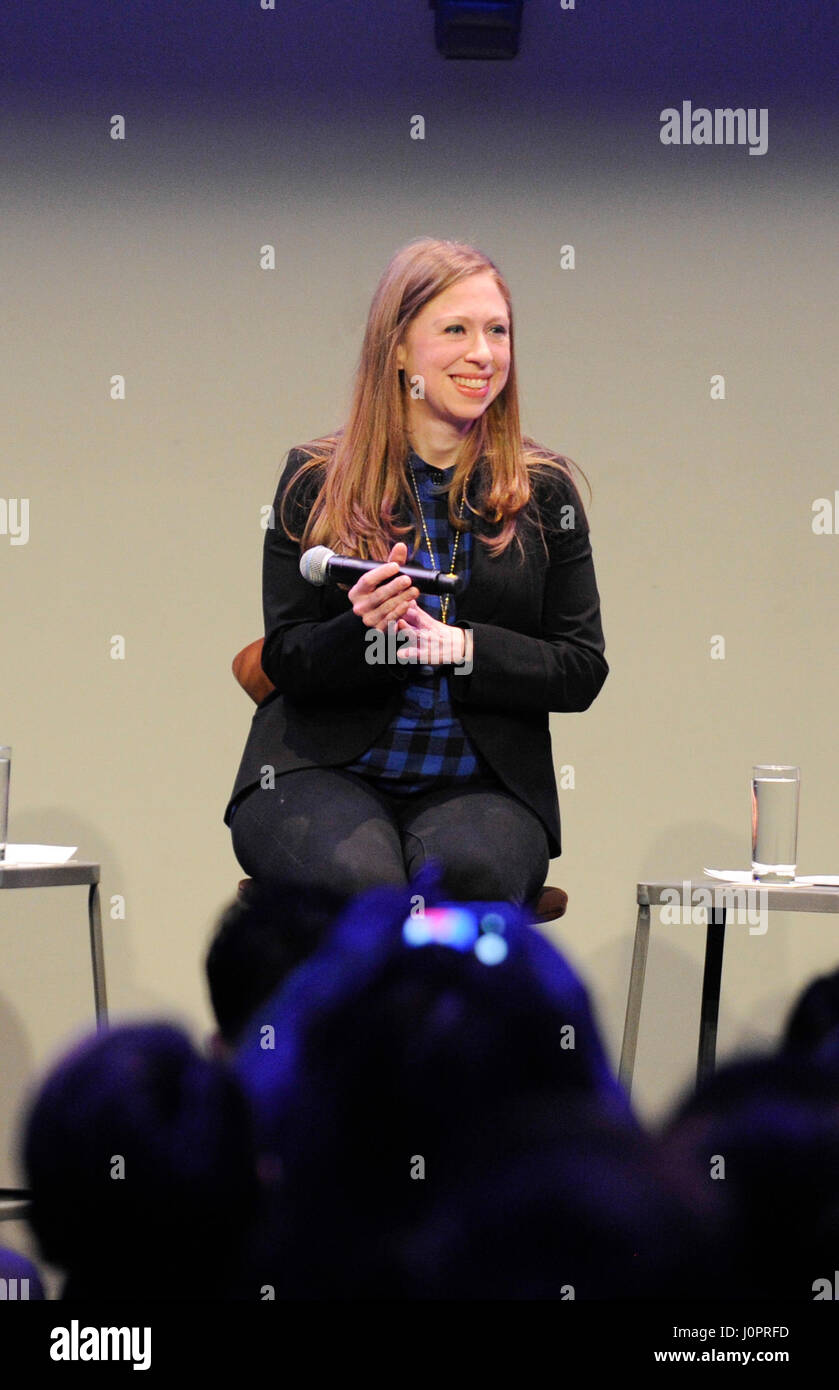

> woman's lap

[
  {"left": 230, "top": 767, "right": 550, "bottom": 905},
  {"left": 231, "top": 769, "right": 408, "bottom": 899}
]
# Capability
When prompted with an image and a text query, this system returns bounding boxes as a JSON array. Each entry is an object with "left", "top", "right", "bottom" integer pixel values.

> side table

[
  {"left": 618, "top": 877, "right": 839, "bottom": 1097},
  {"left": 0, "top": 859, "right": 105, "bottom": 1215},
  {"left": 0, "top": 860, "right": 106, "bottom": 1025}
]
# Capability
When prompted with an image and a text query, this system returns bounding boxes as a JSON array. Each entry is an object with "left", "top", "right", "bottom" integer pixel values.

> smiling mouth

[{"left": 451, "top": 375, "right": 491, "bottom": 389}]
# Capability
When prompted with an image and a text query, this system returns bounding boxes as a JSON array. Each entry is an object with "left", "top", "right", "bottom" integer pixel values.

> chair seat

[
  {"left": 237, "top": 877, "right": 567, "bottom": 924},
  {"left": 530, "top": 885, "right": 568, "bottom": 923},
  {"left": 232, "top": 637, "right": 275, "bottom": 707}
]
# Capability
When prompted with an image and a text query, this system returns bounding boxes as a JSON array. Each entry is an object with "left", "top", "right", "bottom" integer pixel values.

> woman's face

[{"left": 395, "top": 270, "right": 511, "bottom": 431}]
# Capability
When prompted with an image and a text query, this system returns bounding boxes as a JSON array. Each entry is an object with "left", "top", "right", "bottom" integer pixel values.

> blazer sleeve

[
  {"left": 260, "top": 449, "right": 407, "bottom": 699},
  {"left": 450, "top": 469, "right": 608, "bottom": 715}
]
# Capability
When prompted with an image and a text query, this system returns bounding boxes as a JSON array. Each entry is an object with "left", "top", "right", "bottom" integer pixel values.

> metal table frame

[
  {"left": 0, "top": 859, "right": 105, "bottom": 1213},
  {"left": 0, "top": 859, "right": 105, "bottom": 1025},
  {"left": 0, "top": 1190, "right": 31, "bottom": 1223},
  {"left": 619, "top": 877, "right": 839, "bottom": 1096}
]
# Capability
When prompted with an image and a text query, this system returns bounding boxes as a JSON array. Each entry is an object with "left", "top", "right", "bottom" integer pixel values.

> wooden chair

[{"left": 232, "top": 638, "right": 567, "bottom": 925}]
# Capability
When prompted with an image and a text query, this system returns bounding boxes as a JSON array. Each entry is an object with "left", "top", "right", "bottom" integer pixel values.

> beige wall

[{"left": 3, "top": 92, "right": 837, "bottom": 1223}]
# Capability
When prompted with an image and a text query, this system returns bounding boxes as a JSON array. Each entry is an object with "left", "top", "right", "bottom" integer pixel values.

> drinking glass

[
  {"left": 0, "top": 746, "right": 10, "bottom": 863},
  {"left": 751, "top": 764, "right": 800, "bottom": 882}
]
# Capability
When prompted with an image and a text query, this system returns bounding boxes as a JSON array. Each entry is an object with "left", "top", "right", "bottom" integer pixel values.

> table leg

[
  {"left": 619, "top": 901, "right": 651, "bottom": 1096},
  {"left": 0, "top": 1193, "right": 32, "bottom": 1222},
  {"left": 88, "top": 882, "right": 108, "bottom": 1028},
  {"left": 696, "top": 907, "right": 726, "bottom": 1088}
]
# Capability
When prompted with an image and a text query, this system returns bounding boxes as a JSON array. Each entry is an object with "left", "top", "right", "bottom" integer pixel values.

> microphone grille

[{"left": 299, "top": 545, "right": 334, "bottom": 586}]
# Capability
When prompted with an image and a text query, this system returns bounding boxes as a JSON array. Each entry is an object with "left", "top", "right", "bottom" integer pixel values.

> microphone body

[{"left": 300, "top": 545, "right": 464, "bottom": 597}]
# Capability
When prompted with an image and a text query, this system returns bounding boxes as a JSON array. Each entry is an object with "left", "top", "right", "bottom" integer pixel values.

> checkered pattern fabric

[{"left": 343, "top": 450, "right": 488, "bottom": 793}]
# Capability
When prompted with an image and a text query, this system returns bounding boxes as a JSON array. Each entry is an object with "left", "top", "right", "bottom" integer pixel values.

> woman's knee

[
  {"left": 230, "top": 781, "right": 408, "bottom": 898},
  {"left": 405, "top": 808, "right": 549, "bottom": 904},
  {"left": 438, "top": 847, "right": 541, "bottom": 903}
]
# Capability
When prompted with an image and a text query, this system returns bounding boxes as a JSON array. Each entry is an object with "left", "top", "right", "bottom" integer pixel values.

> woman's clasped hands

[{"left": 347, "top": 541, "right": 466, "bottom": 668}]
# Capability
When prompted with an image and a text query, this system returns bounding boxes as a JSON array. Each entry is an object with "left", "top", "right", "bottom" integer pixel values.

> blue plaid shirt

[{"left": 343, "top": 450, "right": 489, "bottom": 794}]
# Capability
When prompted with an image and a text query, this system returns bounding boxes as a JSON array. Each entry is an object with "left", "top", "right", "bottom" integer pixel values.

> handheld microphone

[{"left": 300, "top": 545, "right": 464, "bottom": 597}]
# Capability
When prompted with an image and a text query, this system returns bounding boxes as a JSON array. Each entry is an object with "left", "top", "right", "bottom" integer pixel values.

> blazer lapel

[{"left": 457, "top": 506, "right": 507, "bottom": 623}]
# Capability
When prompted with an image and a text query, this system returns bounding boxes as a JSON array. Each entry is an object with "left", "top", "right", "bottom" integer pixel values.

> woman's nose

[{"left": 464, "top": 334, "right": 493, "bottom": 362}]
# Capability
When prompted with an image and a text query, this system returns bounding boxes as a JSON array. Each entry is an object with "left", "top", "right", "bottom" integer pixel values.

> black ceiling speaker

[{"left": 430, "top": 0, "right": 525, "bottom": 59}]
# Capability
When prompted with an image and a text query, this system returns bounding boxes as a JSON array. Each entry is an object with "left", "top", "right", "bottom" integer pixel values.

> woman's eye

[{"left": 444, "top": 324, "right": 508, "bottom": 335}]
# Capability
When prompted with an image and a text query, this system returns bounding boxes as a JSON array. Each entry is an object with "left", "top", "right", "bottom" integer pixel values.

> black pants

[{"left": 230, "top": 767, "right": 551, "bottom": 906}]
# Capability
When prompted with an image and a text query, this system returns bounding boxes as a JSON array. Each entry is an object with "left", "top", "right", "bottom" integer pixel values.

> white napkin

[
  {"left": 1, "top": 844, "right": 79, "bottom": 865},
  {"left": 704, "top": 867, "right": 839, "bottom": 887}
]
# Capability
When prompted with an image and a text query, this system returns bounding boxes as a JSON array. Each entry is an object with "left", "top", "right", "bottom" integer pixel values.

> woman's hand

[
  {"left": 395, "top": 601, "right": 467, "bottom": 667},
  {"left": 347, "top": 541, "right": 419, "bottom": 632}
]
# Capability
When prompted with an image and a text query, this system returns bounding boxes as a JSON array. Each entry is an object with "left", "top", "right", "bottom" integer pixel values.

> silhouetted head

[
  {"left": 401, "top": 1090, "right": 721, "bottom": 1299},
  {"left": 235, "top": 876, "right": 633, "bottom": 1296},
  {"left": 780, "top": 965, "right": 839, "bottom": 1063},
  {"left": 206, "top": 881, "right": 348, "bottom": 1049},
  {"left": 660, "top": 1052, "right": 839, "bottom": 1299},
  {"left": 23, "top": 1022, "right": 258, "bottom": 1299}
]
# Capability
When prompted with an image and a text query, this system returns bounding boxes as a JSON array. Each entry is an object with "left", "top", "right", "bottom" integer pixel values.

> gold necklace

[{"left": 407, "top": 459, "right": 467, "bottom": 625}]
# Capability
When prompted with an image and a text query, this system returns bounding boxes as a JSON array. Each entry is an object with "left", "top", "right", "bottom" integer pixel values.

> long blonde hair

[{"left": 281, "top": 237, "right": 590, "bottom": 562}]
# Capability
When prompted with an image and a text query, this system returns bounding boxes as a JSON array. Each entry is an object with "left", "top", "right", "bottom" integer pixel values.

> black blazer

[{"left": 224, "top": 447, "right": 608, "bottom": 858}]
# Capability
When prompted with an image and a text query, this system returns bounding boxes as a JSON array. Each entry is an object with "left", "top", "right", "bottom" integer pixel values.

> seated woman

[{"left": 225, "top": 236, "right": 608, "bottom": 905}]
